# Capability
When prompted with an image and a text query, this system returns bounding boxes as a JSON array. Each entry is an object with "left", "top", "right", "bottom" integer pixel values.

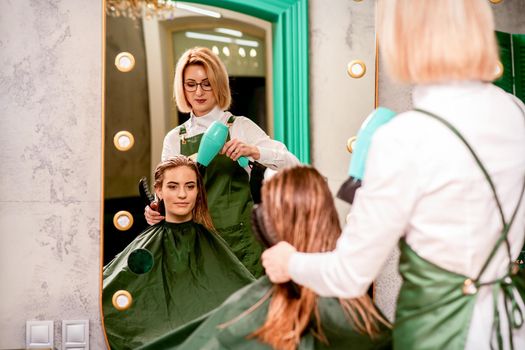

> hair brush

[
  {"left": 251, "top": 204, "right": 300, "bottom": 298},
  {"left": 139, "top": 177, "right": 165, "bottom": 216}
]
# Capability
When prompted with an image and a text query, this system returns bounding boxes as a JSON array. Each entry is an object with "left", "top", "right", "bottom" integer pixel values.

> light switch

[
  {"left": 26, "top": 320, "right": 54, "bottom": 349},
  {"left": 62, "top": 319, "right": 89, "bottom": 350}
]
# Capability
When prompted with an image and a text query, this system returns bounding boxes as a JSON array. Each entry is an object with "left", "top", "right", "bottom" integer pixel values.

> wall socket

[
  {"left": 26, "top": 319, "right": 89, "bottom": 350},
  {"left": 26, "top": 320, "right": 54, "bottom": 349}
]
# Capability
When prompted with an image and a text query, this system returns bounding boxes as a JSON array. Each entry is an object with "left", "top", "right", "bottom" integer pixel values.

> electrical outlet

[
  {"left": 62, "top": 319, "right": 89, "bottom": 350},
  {"left": 26, "top": 320, "right": 54, "bottom": 349}
]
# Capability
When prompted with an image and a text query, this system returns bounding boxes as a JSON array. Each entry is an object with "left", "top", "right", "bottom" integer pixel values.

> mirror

[
  {"left": 102, "top": 0, "right": 309, "bottom": 347},
  {"left": 103, "top": 0, "right": 309, "bottom": 264}
]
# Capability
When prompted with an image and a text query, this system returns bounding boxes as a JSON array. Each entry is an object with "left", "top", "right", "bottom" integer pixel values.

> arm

[
  {"left": 228, "top": 117, "right": 301, "bottom": 169},
  {"left": 264, "top": 126, "right": 420, "bottom": 297},
  {"left": 161, "top": 128, "right": 182, "bottom": 161}
]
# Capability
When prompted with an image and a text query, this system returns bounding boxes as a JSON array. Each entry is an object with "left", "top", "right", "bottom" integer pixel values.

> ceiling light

[
  {"left": 234, "top": 39, "right": 259, "bottom": 48},
  {"left": 214, "top": 28, "right": 243, "bottom": 38},
  {"left": 175, "top": 2, "right": 221, "bottom": 18},
  {"left": 185, "top": 32, "right": 233, "bottom": 44}
]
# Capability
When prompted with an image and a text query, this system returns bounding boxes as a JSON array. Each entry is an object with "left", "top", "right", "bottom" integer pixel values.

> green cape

[
  {"left": 103, "top": 221, "right": 255, "bottom": 350},
  {"left": 139, "top": 277, "right": 392, "bottom": 349}
]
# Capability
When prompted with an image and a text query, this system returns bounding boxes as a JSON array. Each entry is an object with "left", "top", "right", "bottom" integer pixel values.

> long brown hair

[
  {"left": 252, "top": 166, "right": 390, "bottom": 350},
  {"left": 153, "top": 156, "right": 215, "bottom": 232}
]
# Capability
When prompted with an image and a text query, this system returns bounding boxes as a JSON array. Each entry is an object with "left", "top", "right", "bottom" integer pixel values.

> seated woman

[
  {"left": 102, "top": 156, "right": 255, "bottom": 350},
  {"left": 139, "top": 166, "right": 391, "bottom": 350}
]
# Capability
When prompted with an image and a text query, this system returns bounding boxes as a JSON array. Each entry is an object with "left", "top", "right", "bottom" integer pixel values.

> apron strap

[
  {"left": 179, "top": 125, "right": 187, "bottom": 144},
  {"left": 227, "top": 115, "right": 236, "bottom": 127}
]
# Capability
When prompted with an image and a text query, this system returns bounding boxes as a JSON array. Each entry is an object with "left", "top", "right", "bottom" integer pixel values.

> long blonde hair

[
  {"left": 377, "top": 0, "right": 499, "bottom": 84},
  {"left": 251, "top": 166, "right": 389, "bottom": 350},
  {"left": 153, "top": 156, "right": 215, "bottom": 232}
]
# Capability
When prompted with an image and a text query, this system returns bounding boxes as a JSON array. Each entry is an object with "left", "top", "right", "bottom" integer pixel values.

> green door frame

[{"left": 183, "top": 0, "right": 310, "bottom": 163}]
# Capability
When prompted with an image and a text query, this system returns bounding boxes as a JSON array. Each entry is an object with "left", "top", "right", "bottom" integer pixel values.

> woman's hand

[
  {"left": 221, "top": 138, "right": 260, "bottom": 161},
  {"left": 144, "top": 202, "right": 164, "bottom": 225},
  {"left": 261, "top": 241, "right": 297, "bottom": 283}
]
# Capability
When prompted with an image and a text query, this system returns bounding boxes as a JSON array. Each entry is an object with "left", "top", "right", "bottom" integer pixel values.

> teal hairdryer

[
  {"left": 196, "top": 121, "right": 249, "bottom": 168},
  {"left": 337, "top": 107, "right": 396, "bottom": 204}
]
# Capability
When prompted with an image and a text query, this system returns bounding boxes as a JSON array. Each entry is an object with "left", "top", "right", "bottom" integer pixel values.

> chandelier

[{"left": 106, "top": 0, "right": 177, "bottom": 20}]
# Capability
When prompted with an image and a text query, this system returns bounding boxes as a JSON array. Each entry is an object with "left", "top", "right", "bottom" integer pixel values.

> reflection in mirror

[
  {"left": 104, "top": 2, "right": 272, "bottom": 265},
  {"left": 103, "top": 1, "right": 309, "bottom": 347}
]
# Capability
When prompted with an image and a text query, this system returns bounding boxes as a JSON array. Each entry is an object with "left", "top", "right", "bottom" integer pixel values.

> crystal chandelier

[{"left": 106, "top": 0, "right": 177, "bottom": 20}]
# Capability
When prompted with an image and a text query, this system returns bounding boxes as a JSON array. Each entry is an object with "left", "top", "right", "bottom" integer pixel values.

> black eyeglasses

[{"left": 184, "top": 80, "right": 212, "bottom": 92}]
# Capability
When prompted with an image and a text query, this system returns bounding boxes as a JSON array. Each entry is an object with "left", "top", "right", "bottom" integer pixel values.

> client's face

[{"left": 157, "top": 166, "right": 198, "bottom": 223}]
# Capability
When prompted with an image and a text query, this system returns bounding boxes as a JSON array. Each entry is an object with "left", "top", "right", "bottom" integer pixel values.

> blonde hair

[
  {"left": 251, "top": 166, "right": 389, "bottom": 350},
  {"left": 173, "top": 47, "right": 231, "bottom": 113},
  {"left": 377, "top": 0, "right": 499, "bottom": 84},
  {"left": 153, "top": 156, "right": 215, "bottom": 232}
]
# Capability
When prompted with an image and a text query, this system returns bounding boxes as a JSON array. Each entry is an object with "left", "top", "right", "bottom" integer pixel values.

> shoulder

[
  {"left": 230, "top": 115, "right": 259, "bottom": 128},
  {"left": 371, "top": 110, "right": 431, "bottom": 150},
  {"left": 164, "top": 121, "right": 191, "bottom": 141}
]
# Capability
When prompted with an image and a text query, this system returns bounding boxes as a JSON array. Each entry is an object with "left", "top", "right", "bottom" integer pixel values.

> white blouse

[
  {"left": 161, "top": 106, "right": 300, "bottom": 171},
  {"left": 289, "top": 82, "right": 525, "bottom": 349}
]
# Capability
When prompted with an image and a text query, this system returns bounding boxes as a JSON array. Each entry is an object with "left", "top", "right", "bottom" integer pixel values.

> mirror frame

[{"left": 183, "top": 0, "right": 310, "bottom": 162}]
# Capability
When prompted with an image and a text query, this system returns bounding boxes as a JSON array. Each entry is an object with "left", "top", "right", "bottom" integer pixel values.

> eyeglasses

[{"left": 184, "top": 80, "right": 213, "bottom": 92}]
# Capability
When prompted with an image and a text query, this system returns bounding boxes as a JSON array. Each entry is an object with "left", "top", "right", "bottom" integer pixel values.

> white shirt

[
  {"left": 162, "top": 106, "right": 301, "bottom": 171},
  {"left": 289, "top": 82, "right": 525, "bottom": 349}
]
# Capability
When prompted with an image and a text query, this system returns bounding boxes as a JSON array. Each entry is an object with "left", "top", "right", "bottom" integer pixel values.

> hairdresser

[
  {"left": 145, "top": 46, "right": 300, "bottom": 277},
  {"left": 262, "top": 1, "right": 525, "bottom": 348}
]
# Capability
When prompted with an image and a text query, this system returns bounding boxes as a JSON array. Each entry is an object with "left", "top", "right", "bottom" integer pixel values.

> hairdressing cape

[
  {"left": 139, "top": 276, "right": 392, "bottom": 350},
  {"left": 102, "top": 220, "right": 255, "bottom": 350}
]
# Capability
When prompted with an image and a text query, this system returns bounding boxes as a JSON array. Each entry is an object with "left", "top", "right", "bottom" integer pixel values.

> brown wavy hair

[
  {"left": 252, "top": 166, "right": 390, "bottom": 350},
  {"left": 153, "top": 156, "right": 215, "bottom": 232}
]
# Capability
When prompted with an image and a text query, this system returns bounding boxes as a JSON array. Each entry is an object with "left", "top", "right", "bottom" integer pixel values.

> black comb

[
  {"left": 139, "top": 177, "right": 165, "bottom": 216},
  {"left": 251, "top": 204, "right": 301, "bottom": 298},
  {"left": 139, "top": 177, "right": 155, "bottom": 207}
]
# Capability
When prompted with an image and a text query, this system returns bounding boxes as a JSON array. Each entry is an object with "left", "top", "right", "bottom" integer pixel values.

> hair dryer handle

[{"left": 237, "top": 156, "right": 249, "bottom": 168}]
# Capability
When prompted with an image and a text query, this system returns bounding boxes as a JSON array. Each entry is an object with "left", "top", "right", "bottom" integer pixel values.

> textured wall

[
  {"left": 0, "top": 1, "right": 105, "bottom": 349},
  {"left": 309, "top": 0, "right": 376, "bottom": 218}
]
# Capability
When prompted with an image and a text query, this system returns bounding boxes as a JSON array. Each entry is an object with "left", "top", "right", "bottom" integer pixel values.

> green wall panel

[{"left": 495, "top": 31, "right": 525, "bottom": 103}]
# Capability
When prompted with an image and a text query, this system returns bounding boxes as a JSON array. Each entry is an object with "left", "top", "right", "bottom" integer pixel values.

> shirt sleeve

[
  {"left": 161, "top": 128, "right": 182, "bottom": 161},
  {"left": 231, "top": 117, "right": 301, "bottom": 169},
  {"left": 288, "top": 125, "right": 420, "bottom": 298}
]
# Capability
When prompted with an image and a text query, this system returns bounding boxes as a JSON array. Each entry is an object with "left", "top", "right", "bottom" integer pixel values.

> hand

[
  {"left": 144, "top": 202, "right": 164, "bottom": 225},
  {"left": 221, "top": 138, "right": 260, "bottom": 161},
  {"left": 261, "top": 241, "right": 297, "bottom": 283}
]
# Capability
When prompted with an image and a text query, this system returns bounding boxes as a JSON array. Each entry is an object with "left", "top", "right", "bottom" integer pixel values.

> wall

[{"left": 0, "top": 1, "right": 105, "bottom": 349}]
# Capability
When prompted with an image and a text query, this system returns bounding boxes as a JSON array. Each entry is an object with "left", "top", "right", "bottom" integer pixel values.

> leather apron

[
  {"left": 394, "top": 109, "right": 525, "bottom": 350},
  {"left": 179, "top": 116, "right": 263, "bottom": 277}
]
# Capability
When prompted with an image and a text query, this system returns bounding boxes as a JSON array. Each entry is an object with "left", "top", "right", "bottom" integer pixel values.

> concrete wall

[{"left": 0, "top": 1, "right": 105, "bottom": 349}]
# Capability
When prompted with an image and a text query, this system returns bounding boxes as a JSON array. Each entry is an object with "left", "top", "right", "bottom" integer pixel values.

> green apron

[
  {"left": 138, "top": 276, "right": 392, "bottom": 350},
  {"left": 394, "top": 109, "right": 525, "bottom": 349},
  {"left": 102, "top": 221, "right": 255, "bottom": 350},
  {"left": 179, "top": 116, "right": 263, "bottom": 277}
]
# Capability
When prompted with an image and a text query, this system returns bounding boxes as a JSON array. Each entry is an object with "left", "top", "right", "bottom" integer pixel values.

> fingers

[
  {"left": 222, "top": 139, "right": 250, "bottom": 161},
  {"left": 261, "top": 242, "right": 296, "bottom": 284},
  {"left": 144, "top": 204, "right": 164, "bottom": 225}
]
